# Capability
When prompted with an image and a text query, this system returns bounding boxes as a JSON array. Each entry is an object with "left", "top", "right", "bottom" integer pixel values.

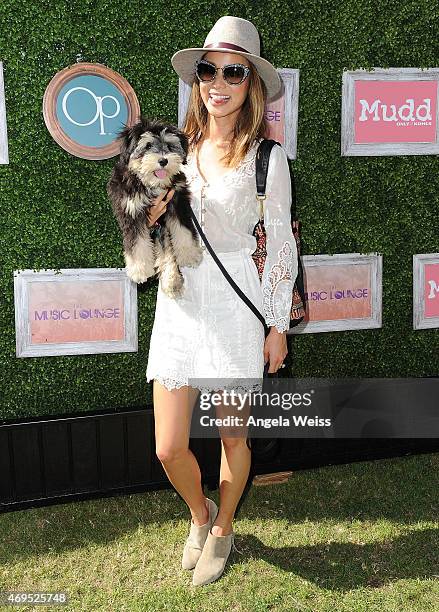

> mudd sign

[
  {"left": 43, "top": 63, "right": 141, "bottom": 160},
  {"left": 341, "top": 67, "right": 439, "bottom": 156}
]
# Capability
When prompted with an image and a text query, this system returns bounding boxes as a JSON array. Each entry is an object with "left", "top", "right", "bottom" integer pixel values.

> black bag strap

[
  {"left": 190, "top": 210, "right": 274, "bottom": 376},
  {"left": 255, "top": 139, "right": 281, "bottom": 220},
  {"left": 256, "top": 139, "right": 281, "bottom": 197},
  {"left": 190, "top": 210, "right": 269, "bottom": 339},
  {"left": 189, "top": 138, "right": 275, "bottom": 336}
]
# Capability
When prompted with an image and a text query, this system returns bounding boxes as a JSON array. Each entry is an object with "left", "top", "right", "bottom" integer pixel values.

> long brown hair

[{"left": 182, "top": 57, "right": 268, "bottom": 168}]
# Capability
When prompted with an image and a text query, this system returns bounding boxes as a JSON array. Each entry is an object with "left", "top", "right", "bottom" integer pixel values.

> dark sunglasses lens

[
  {"left": 196, "top": 62, "right": 215, "bottom": 81},
  {"left": 223, "top": 65, "right": 246, "bottom": 84}
]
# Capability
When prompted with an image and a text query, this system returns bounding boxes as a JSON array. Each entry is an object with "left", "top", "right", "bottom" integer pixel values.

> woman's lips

[{"left": 209, "top": 94, "right": 230, "bottom": 105}]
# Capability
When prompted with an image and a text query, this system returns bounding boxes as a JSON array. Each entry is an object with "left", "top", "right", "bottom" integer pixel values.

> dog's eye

[{"left": 144, "top": 142, "right": 152, "bottom": 150}]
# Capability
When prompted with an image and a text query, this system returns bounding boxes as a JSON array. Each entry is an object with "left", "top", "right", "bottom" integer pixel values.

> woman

[{"left": 145, "top": 16, "right": 298, "bottom": 586}]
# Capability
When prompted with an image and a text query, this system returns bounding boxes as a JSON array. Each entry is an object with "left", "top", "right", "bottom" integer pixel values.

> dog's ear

[
  {"left": 178, "top": 131, "right": 189, "bottom": 160},
  {"left": 165, "top": 125, "right": 189, "bottom": 161},
  {"left": 115, "top": 123, "right": 138, "bottom": 164}
]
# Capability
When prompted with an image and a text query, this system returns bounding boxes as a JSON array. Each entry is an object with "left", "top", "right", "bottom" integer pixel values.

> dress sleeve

[{"left": 261, "top": 144, "right": 298, "bottom": 333}]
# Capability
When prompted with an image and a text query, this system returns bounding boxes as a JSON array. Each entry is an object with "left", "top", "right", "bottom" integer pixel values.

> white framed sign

[
  {"left": 0, "top": 61, "right": 9, "bottom": 164},
  {"left": 290, "top": 253, "right": 383, "bottom": 334},
  {"left": 177, "top": 68, "right": 299, "bottom": 159},
  {"left": 14, "top": 268, "right": 137, "bottom": 357},
  {"left": 341, "top": 67, "right": 439, "bottom": 156},
  {"left": 413, "top": 253, "right": 439, "bottom": 329}
]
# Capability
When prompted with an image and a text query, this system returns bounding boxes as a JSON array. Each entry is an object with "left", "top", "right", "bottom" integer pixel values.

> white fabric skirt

[{"left": 146, "top": 246, "right": 265, "bottom": 393}]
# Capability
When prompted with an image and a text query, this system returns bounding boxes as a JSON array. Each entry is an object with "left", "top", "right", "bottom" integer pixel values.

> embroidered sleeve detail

[
  {"left": 260, "top": 144, "right": 298, "bottom": 333},
  {"left": 262, "top": 240, "right": 294, "bottom": 333}
]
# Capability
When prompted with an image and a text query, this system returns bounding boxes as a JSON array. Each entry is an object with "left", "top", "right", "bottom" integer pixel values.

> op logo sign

[
  {"left": 61, "top": 85, "right": 121, "bottom": 136},
  {"left": 43, "top": 63, "right": 140, "bottom": 160}
]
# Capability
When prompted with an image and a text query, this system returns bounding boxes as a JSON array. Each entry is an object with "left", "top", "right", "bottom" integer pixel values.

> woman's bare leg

[
  {"left": 211, "top": 393, "right": 252, "bottom": 536},
  {"left": 153, "top": 380, "right": 209, "bottom": 526}
]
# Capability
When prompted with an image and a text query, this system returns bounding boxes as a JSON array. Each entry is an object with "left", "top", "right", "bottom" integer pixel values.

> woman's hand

[
  {"left": 264, "top": 327, "right": 288, "bottom": 373},
  {"left": 148, "top": 188, "right": 175, "bottom": 228}
]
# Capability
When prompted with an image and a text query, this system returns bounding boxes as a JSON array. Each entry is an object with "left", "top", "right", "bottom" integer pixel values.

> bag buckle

[{"left": 256, "top": 194, "right": 266, "bottom": 221}]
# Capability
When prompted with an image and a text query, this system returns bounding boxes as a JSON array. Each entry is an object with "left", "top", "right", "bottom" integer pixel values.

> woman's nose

[{"left": 213, "top": 68, "right": 228, "bottom": 84}]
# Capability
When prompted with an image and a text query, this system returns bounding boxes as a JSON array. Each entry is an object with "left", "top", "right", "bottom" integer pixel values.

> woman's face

[{"left": 197, "top": 51, "right": 251, "bottom": 119}]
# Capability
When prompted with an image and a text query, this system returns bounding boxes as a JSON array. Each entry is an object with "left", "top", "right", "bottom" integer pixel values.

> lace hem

[
  {"left": 146, "top": 373, "right": 263, "bottom": 394},
  {"left": 262, "top": 240, "right": 293, "bottom": 333},
  {"left": 146, "top": 374, "right": 188, "bottom": 391}
]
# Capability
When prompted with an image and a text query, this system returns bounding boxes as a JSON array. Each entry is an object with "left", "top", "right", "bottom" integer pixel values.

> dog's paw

[
  {"left": 160, "top": 267, "right": 185, "bottom": 298},
  {"left": 176, "top": 244, "right": 204, "bottom": 268},
  {"left": 162, "top": 282, "right": 185, "bottom": 299},
  {"left": 126, "top": 261, "right": 156, "bottom": 284}
]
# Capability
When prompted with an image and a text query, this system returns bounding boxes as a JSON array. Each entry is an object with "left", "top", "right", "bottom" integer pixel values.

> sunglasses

[{"left": 194, "top": 59, "right": 250, "bottom": 85}]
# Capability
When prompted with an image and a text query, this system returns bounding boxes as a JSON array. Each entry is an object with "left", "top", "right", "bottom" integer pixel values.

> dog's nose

[{"left": 158, "top": 158, "right": 168, "bottom": 167}]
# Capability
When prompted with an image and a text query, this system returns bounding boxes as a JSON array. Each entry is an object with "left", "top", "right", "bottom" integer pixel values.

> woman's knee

[
  {"left": 153, "top": 384, "right": 195, "bottom": 464},
  {"left": 155, "top": 443, "right": 188, "bottom": 464},
  {"left": 220, "top": 435, "right": 249, "bottom": 451}
]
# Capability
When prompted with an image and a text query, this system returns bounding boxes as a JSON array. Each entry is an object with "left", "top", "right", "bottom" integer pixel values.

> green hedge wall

[{"left": 0, "top": 0, "right": 438, "bottom": 419}]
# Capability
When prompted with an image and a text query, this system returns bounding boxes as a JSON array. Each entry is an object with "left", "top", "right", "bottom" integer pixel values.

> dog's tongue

[{"left": 154, "top": 169, "right": 167, "bottom": 179}]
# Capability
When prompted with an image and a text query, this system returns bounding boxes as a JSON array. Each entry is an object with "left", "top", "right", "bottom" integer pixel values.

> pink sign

[
  {"left": 303, "top": 264, "right": 372, "bottom": 322},
  {"left": 265, "top": 95, "right": 285, "bottom": 144},
  {"left": 354, "top": 80, "right": 437, "bottom": 143},
  {"left": 424, "top": 263, "right": 439, "bottom": 318},
  {"left": 29, "top": 279, "right": 125, "bottom": 344}
]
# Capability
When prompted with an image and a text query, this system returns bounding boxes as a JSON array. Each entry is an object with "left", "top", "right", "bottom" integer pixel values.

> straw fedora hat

[{"left": 171, "top": 16, "right": 282, "bottom": 101}]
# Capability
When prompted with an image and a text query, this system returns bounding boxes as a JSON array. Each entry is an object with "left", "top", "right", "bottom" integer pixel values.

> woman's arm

[
  {"left": 147, "top": 188, "right": 175, "bottom": 229},
  {"left": 261, "top": 144, "right": 298, "bottom": 334}
]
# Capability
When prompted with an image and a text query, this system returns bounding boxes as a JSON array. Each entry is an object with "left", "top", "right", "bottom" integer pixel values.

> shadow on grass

[{"left": 225, "top": 527, "right": 438, "bottom": 591}]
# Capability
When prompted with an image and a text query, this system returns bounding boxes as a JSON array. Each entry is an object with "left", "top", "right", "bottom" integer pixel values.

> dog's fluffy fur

[{"left": 107, "top": 116, "right": 203, "bottom": 298}]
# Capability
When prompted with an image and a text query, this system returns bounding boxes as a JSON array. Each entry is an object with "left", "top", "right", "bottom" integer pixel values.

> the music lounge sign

[
  {"left": 43, "top": 63, "right": 140, "bottom": 160},
  {"left": 14, "top": 268, "right": 138, "bottom": 357},
  {"left": 341, "top": 67, "right": 439, "bottom": 156}
]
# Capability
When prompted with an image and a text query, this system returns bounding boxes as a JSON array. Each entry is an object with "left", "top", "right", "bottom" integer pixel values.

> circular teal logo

[
  {"left": 56, "top": 75, "right": 128, "bottom": 147},
  {"left": 43, "top": 63, "right": 141, "bottom": 159}
]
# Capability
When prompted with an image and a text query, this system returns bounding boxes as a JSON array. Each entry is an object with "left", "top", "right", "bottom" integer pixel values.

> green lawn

[{"left": 1, "top": 453, "right": 438, "bottom": 611}]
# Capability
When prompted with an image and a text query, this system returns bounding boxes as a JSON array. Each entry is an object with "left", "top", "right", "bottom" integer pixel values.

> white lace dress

[{"left": 145, "top": 138, "right": 298, "bottom": 393}]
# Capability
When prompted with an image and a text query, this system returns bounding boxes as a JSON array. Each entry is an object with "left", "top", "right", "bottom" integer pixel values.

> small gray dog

[{"left": 107, "top": 116, "right": 203, "bottom": 298}]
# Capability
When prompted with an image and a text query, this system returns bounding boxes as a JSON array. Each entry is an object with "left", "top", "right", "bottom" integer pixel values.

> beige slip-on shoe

[
  {"left": 181, "top": 497, "right": 218, "bottom": 570},
  {"left": 191, "top": 528, "right": 242, "bottom": 586}
]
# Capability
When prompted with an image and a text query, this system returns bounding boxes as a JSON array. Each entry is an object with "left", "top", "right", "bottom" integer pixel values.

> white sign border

[
  {"left": 14, "top": 268, "right": 138, "bottom": 357},
  {"left": 413, "top": 253, "right": 439, "bottom": 330},
  {"left": 341, "top": 67, "right": 439, "bottom": 157},
  {"left": 290, "top": 252, "right": 383, "bottom": 334},
  {"left": 0, "top": 61, "right": 9, "bottom": 164}
]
